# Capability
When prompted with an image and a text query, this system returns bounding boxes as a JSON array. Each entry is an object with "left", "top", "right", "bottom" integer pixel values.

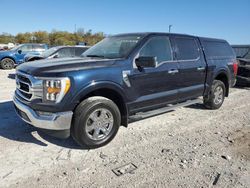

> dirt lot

[{"left": 0, "top": 69, "right": 250, "bottom": 188}]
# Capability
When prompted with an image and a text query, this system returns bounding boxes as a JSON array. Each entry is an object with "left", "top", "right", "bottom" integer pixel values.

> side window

[
  {"left": 33, "top": 44, "right": 46, "bottom": 51},
  {"left": 75, "top": 48, "right": 88, "bottom": 56},
  {"left": 19, "top": 44, "right": 33, "bottom": 52},
  {"left": 175, "top": 37, "right": 199, "bottom": 60},
  {"left": 139, "top": 36, "right": 173, "bottom": 64},
  {"left": 203, "top": 41, "right": 235, "bottom": 59},
  {"left": 57, "top": 48, "right": 75, "bottom": 57}
]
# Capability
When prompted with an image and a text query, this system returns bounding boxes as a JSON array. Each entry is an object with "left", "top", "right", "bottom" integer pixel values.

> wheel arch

[
  {"left": 73, "top": 82, "right": 128, "bottom": 127},
  {"left": 1, "top": 56, "right": 16, "bottom": 63},
  {"left": 214, "top": 71, "right": 229, "bottom": 97}
]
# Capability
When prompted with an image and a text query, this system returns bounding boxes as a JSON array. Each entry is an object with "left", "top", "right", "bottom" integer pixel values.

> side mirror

[
  {"left": 135, "top": 56, "right": 157, "bottom": 69},
  {"left": 17, "top": 50, "right": 22, "bottom": 54}
]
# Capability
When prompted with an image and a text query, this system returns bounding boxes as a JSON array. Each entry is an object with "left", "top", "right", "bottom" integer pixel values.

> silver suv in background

[{"left": 24, "top": 46, "right": 90, "bottom": 62}]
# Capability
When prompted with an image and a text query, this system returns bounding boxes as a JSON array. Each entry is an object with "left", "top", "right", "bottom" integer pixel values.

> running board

[{"left": 129, "top": 98, "right": 203, "bottom": 122}]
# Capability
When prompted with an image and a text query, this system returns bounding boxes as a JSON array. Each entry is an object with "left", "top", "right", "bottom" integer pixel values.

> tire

[
  {"left": 1, "top": 58, "right": 15, "bottom": 69},
  {"left": 203, "top": 80, "right": 226, "bottom": 110},
  {"left": 72, "top": 96, "right": 121, "bottom": 149}
]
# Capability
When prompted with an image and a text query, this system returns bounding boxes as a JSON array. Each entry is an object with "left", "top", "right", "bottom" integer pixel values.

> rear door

[{"left": 174, "top": 36, "right": 207, "bottom": 100}]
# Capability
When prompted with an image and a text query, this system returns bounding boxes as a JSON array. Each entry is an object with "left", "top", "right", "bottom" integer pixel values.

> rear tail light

[{"left": 233, "top": 60, "right": 238, "bottom": 76}]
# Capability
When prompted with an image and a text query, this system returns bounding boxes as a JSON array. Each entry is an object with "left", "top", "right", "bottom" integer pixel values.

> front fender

[
  {"left": 0, "top": 54, "right": 16, "bottom": 62},
  {"left": 71, "top": 80, "right": 127, "bottom": 105}
]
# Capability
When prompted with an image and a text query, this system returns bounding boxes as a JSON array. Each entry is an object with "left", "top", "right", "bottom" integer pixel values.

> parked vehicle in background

[
  {"left": 0, "top": 43, "right": 15, "bottom": 51},
  {"left": 232, "top": 45, "right": 250, "bottom": 86},
  {"left": 0, "top": 43, "right": 48, "bottom": 69},
  {"left": 24, "top": 46, "right": 89, "bottom": 62},
  {"left": 14, "top": 32, "right": 237, "bottom": 148}
]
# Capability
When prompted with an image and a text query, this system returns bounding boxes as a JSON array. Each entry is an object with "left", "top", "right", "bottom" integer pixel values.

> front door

[
  {"left": 15, "top": 44, "right": 33, "bottom": 64},
  {"left": 128, "top": 35, "right": 180, "bottom": 113}
]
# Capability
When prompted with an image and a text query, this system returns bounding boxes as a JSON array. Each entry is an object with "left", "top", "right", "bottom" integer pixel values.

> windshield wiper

[{"left": 86, "top": 55, "right": 106, "bottom": 58}]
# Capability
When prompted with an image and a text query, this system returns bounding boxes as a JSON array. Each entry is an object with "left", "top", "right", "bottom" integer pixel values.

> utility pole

[
  {"left": 169, "top": 25, "right": 173, "bottom": 33},
  {"left": 74, "top": 24, "right": 77, "bottom": 44}
]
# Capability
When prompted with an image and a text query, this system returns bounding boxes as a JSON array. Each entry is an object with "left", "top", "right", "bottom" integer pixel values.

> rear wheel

[
  {"left": 204, "top": 80, "right": 226, "bottom": 109},
  {"left": 1, "top": 58, "right": 15, "bottom": 69},
  {"left": 72, "top": 96, "right": 121, "bottom": 149}
]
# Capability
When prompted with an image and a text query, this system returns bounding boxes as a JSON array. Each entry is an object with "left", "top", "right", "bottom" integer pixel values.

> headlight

[{"left": 43, "top": 78, "right": 71, "bottom": 103}]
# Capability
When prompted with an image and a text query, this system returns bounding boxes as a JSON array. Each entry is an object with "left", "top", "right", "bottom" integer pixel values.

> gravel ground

[{"left": 0, "top": 69, "right": 249, "bottom": 188}]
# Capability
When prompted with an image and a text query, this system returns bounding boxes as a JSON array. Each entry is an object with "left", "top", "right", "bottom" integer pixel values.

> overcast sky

[{"left": 1, "top": 0, "right": 249, "bottom": 44}]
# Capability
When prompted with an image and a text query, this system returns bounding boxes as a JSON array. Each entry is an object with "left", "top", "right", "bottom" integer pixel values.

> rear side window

[
  {"left": 139, "top": 36, "right": 173, "bottom": 63},
  {"left": 175, "top": 37, "right": 199, "bottom": 60},
  {"left": 33, "top": 44, "right": 46, "bottom": 51},
  {"left": 202, "top": 41, "right": 235, "bottom": 59},
  {"left": 19, "top": 44, "right": 33, "bottom": 52},
  {"left": 75, "top": 47, "right": 88, "bottom": 56},
  {"left": 57, "top": 48, "right": 75, "bottom": 57}
]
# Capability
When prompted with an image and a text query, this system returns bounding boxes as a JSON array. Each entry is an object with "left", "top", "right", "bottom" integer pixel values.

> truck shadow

[
  {"left": 0, "top": 101, "right": 82, "bottom": 149},
  {"left": 185, "top": 103, "right": 208, "bottom": 110}
]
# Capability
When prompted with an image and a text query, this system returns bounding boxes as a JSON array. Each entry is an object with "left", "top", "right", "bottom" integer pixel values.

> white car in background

[{"left": 0, "top": 43, "right": 15, "bottom": 50}]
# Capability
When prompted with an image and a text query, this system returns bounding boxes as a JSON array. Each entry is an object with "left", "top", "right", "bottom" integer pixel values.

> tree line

[{"left": 0, "top": 29, "right": 105, "bottom": 46}]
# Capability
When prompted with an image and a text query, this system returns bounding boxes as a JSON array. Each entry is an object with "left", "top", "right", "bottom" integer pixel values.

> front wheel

[
  {"left": 72, "top": 96, "right": 121, "bottom": 149},
  {"left": 1, "top": 58, "right": 15, "bottom": 69},
  {"left": 203, "top": 80, "right": 226, "bottom": 110}
]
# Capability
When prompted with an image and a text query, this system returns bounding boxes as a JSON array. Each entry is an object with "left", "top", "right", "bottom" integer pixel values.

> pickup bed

[{"left": 14, "top": 32, "right": 237, "bottom": 148}]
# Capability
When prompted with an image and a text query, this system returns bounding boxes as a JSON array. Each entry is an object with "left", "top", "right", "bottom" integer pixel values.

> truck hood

[{"left": 16, "top": 57, "right": 117, "bottom": 76}]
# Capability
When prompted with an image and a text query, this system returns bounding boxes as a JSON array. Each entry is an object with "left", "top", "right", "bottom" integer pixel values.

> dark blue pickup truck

[{"left": 14, "top": 32, "right": 238, "bottom": 148}]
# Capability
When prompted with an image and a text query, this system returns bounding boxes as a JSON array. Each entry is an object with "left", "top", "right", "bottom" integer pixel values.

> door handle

[
  {"left": 197, "top": 67, "right": 205, "bottom": 71},
  {"left": 168, "top": 69, "right": 179, "bottom": 74}
]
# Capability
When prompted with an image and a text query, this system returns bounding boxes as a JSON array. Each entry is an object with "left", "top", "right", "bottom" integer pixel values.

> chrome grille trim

[{"left": 15, "top": 71, "right": 43, "bottom": 101}]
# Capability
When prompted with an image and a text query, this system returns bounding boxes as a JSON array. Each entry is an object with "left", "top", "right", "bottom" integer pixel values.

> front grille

[
  {"left": 19, "top": 82, "right": 29, "bottom": 92},
  {"left": 16, "top": 73, "right": 32, "bottom": 100},
  {"left": 19, "top": 90, "right": 32, "bottom": 99},
  {"left": 16, "top": 74, "right": 31, "bottom": 84},
  {"left": 15, "top": 72, "right": 43, "bottom": 101}
]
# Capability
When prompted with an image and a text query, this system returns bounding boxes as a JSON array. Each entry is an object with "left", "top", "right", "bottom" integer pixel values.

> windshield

[
  {"left": 82, "top": 35, "right": 143, "bottom": 59},
  {"left": 42, "top": 47, "right": 59, "bottom": 57},
  {"left": 11, "top": 44, "right": 23, "bottom": 51}
]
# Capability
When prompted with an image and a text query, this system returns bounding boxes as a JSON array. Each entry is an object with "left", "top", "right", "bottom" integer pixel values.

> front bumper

[{"left": 13, "top": 96, "right": 73, "bottom": 130}]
